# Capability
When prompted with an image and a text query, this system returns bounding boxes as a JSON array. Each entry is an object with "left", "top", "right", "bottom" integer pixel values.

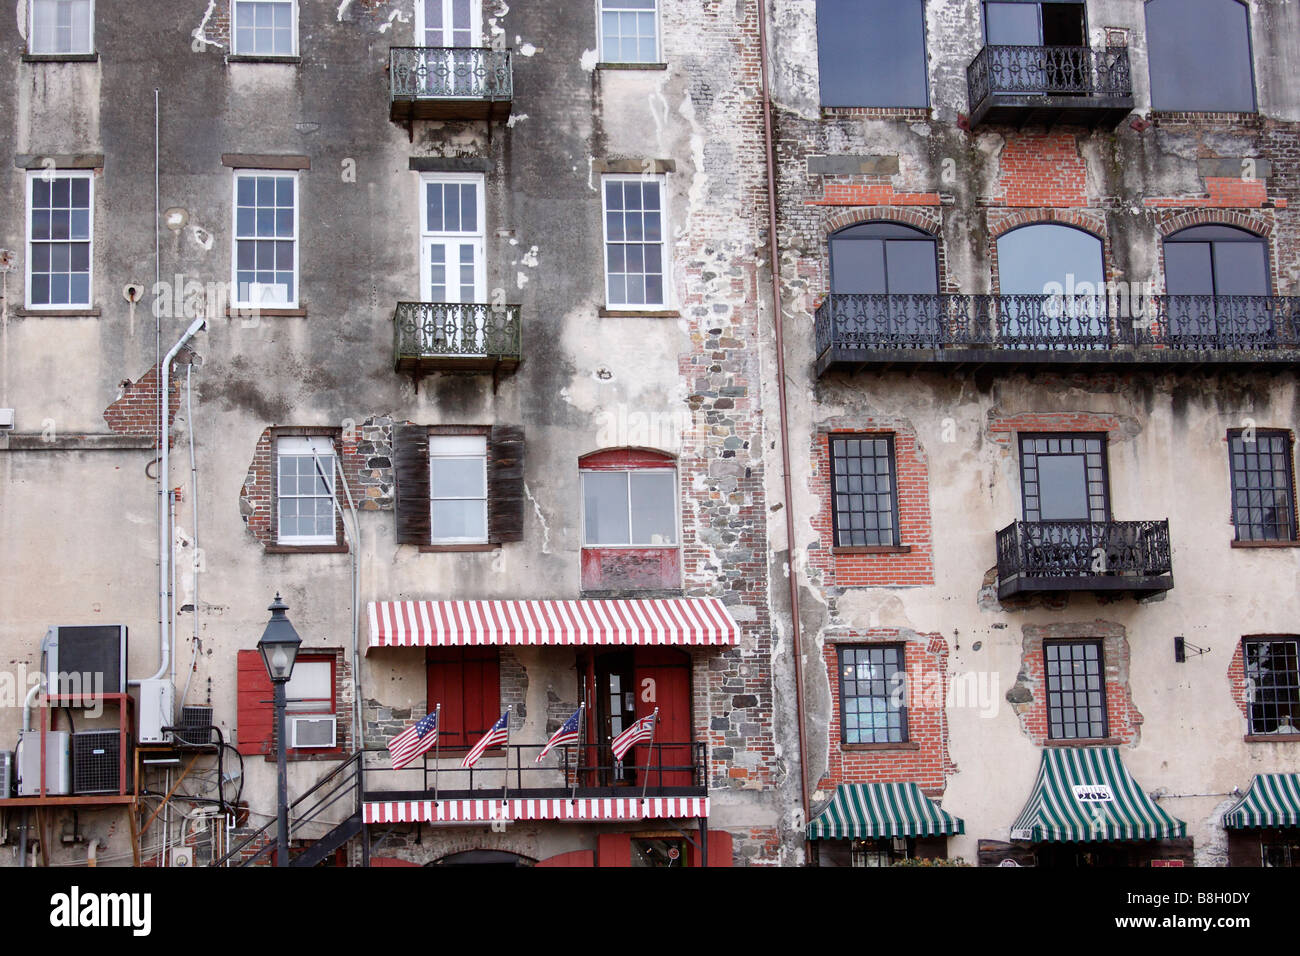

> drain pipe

[
  {"left": 18, "top": 681, "right": 40, "bottom": 866},
  {"left": 756, "top": 0, "right": 810, "bottom": 859},
  {"left": 314, "top": 453, "right": 363, "bottom": 751}
]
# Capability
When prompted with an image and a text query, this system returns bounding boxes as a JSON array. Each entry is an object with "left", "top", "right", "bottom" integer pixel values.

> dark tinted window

[
  {"left": 1146, "top": 0, "right": 1255, "bottom": 112},
  {"left": 830, "top": 435, "right": 900, "bottom": 547},
  {"left": 1229, "top": 430, "right": 1296, "bottom": 542},
  {"left": 1165, "top": 225, "right": 1269, "bottom": 296},
  {"left": 838, "top": 644, "right": 907, "bottom": 744},
  {"left": 1019, "top": 434, "right": 1109, "bottom": 523},
  {"left": 1243, "top": 639, "right": 1300, "bottom": 735},
  {"left": 985, "top": 2, "right": 1085, "bottom": 46},
  {"left": 829, "top": 222, "right": 938, "bottom": 294},
  {"left": 816, "top": 0, "right": 928, "bottom": 108},
  {"left": 1045, "top": 641, "right": 1108, "bottom": 740}
]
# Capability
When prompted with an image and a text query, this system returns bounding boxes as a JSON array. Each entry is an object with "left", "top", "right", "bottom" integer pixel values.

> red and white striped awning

[
  {"left": 363, "top": 796, "right": 709, "bottom": 825},
  {"left": 367, "top": 598, "right": 740, "bottom": 649}
]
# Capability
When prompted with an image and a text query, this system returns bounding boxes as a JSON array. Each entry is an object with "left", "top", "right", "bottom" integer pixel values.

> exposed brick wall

[
  {"left": 807, "top": 182, "right": 942, "bottom": 207},
  {"left": 987, "top": 411, "right": 1124, "bottom": 448},
  {"left": 990, "top": 132, "right": 1088, "bottom": 208},
  {"left": 103, "top": 360, "right": 183, "bottom": 446},
  {"left": 818, "top": 629, "right": 954, "bottom": 793},
  {"left": 1006, "top": 620, "right": 1142, "bottom": 747},
  {"left": 807, "top": 424, "right": 934, "bottom": 588},
  {"left": 1228, "top": 640, "right": 1249, "bottom": 730},
  {"left": 1144, "top": 177, "right": 1286, "bottom": 210},
  {"left": 985, "top": 207, "right": 1116, "bottom": 295}
]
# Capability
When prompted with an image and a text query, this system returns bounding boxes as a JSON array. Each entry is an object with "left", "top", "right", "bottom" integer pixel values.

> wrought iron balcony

[
  {"left": 995, "top": 520, "right": 1173, "bottom": 600},
  {"left": 393, "top": 301, "right": 521, "bottom": 388},
  {"left": 389, "top": 47, "right": 512, "bottom": 125},
  {"left": 966, "top": 45, "right": 1132, "bottom": 128},
  {"left": 814, "top": 293, "right": 1300, "bottom": 375}
]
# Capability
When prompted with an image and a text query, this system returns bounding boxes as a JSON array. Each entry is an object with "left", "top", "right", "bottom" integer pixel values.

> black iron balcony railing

[
  {"left": 364, "top": 742, "right": 707, "bottom": 802},
  {"left": 995, "top": 520, "right": 1173, "bottom": 600},
  {"left": 389, "top": 47, "right": 512, "bottom": 124},
  {"left": 393, "top": 301, "right": 521, "bottom": 386},
  {"left": 814, "top": 293, "right": 1300, "bottom": 373},
  {"left": 966, "top": 44, "right": 1132, "bottom": 127}
]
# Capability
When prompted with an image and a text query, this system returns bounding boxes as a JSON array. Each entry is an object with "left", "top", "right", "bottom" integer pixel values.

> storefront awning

[
  {"left": 1010, "top": 747, "right": 1186, "bottom": 843},
  {"left": 367, "top": 598, "right": 740, "bottom": 649},
  {"left": 806, "top": 783, "right": 965, "bottom": 840},
  {"left": 1224, "top": 773, "right": 1300, "bottom": 829}
]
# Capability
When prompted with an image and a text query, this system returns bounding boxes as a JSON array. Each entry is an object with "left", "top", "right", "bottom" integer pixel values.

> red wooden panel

[
  {"left": 427, "top": 648, "right": 499, "bottom": 748},
  {"left": 597, "top": 833, "right": 632, "bottom": 867},
  {"left": 579, "top": 449, "right": 675, "bottom": 471},
  {"left": 634, "top": 650, "right": 692, "bottom": 787},
  {"left": 236, "top": 649, "right": 274, "bottom": 756},
  {"left": 687, "top": 829, "right": 733, "bottom": 867},
  {"left": 536, "top": 850, "right": 595, "bottom": 868},
  {"left": 581, "top": 546, "right": 681, "bottom": 591}
]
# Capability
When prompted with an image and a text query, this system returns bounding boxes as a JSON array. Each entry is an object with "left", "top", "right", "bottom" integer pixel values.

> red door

[{"left": 633, "top": 648, "right": 692, "bottom": 788}]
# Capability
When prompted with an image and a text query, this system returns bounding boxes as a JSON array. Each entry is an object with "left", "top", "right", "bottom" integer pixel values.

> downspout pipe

[{"left": 755, "top": 0, "right": 811, "bottom": 859}]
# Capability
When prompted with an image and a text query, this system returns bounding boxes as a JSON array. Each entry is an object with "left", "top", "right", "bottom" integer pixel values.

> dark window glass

[
  {"left": 1019, "top": 433, "right": 1109, "bottom": 523},
  {"left": 816, "top": 0, "right": 928, "bottom": 108},
  {"left": 838, "top": 645, "right": 907, "bottom": 744},
  {"left": 1243, "top": 639, "right": 1300, "bottom": 735},
  {"left": 985, "top": 1, "right": 1085, "bottom": 46},
  {"left": 830, "top": 435, "right": 900, "bottom": 547},
  {"left": 1229, "top": 431, "right": 1296, "bottom": 542},
  {"left": 1165, "top": 226, "right": 1269, "bottom": 296},
  {"left": 849, "top": 838, "right": 914, "bottom": 867},
  {"left": 829, "top": 223, "right": 938, "bottom": 295},
  {"left": 1146, "top": 0, "right": 1255, "bottom": 112},
  {"left": 1045, "top": 641, "right": 1107, "bottom": 740},
  {"left": 1261, "top": 832, "right": 1300, "bottom": 867}
]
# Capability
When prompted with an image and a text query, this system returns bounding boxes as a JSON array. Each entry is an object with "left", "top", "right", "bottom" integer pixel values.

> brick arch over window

[
  {"left": 579, "top": 447, "right": 681, "bottom": 593},
  {"left": 1155, "top": 210, "right": 1278, "bottom": 296},
  {"left": 819, "top": 208, "right": 952, "bottom": 295},
  {"left": 986, "top": 210, "right": 1112, "bottom": 295}
]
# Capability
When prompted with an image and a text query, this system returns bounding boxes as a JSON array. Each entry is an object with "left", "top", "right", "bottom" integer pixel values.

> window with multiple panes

[
  {"left": 426, "top": 647, "right": 500, "bottom": 749},
  {"left": 1044, "top": 640, "right": 1108, "bottom": 740},
  {"left": 430, "top": 435, "right": 488, "bottom": 544},
  {"left": 1243, "top": 638, "right": 1300, "bottom": 735},
  {"left": 599, "top": 0, "right": 659, "bottom": 64},
  {"left": 815, "top": 0, "right": 928, "bottom": 107},
  {"left": 838, "top": 644, "right": 907, "bottom": 744},
  {"left": 276, "top": 436, "right": 337, "bottom": 545},
  {"left": 420, "top": 173, "right": 485, "bottom": 320},
  {"left": 1145, "top": 0, "right": 1255, "bottom": 113},
  {"left": 232, "top": 0, "right": 297, "bottom": 57},
  {"left": 28, "top": 0, "right": 94, "bottom": 55},
  {"left": 233, "top": 171, "right": 298, "bottom": 308},
  {"left": 26, "top": 171, "right": 93, "bottom": 308},
  {"left": 1229, "top": 430, "right": 1296, "bottom": 542},
  {"left": 417, "top": 0, "right": 479, "bottom": 46},
  {"left": 1018, "top": 434, "right": 1109, "bottom": 523},
  {"left": 581, "top": 466, "right": 678, "bottom": 547},
  {"left": 829, "top": 435, "right": 899, "bottom": 547},
  {"left": 850, "top": 837, "right": 913, "bottom": 867},
  {"left": 602, "top": 174, "right": 667, "bottom": 309}
]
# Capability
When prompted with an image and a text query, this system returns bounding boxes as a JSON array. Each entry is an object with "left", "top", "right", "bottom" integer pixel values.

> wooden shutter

[
  {"left": 236, "top": 649, "right": 274, "bottom": 756},
  {"left": 427, "top": 648, "right": 500, "bottom": 749},
  {"left": 488, "top": 424, "right": 525, "bottom": 543},
  {"left": 393, "top": 424, "right": 431, "bottom": 545},
  {"left": 597, "top": 833, "right": 632, "bottom": 867},
  {"left": 687, "top": 829, "right": 733, "bottom": 867}
]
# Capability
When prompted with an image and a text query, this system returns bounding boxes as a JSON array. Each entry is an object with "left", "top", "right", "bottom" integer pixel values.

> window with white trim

[
  {"left": 421, "top": 173, "right": 485, "bottom": 305},
  {"left": 26, "top": 170, "right": 93, "bottom": 309},
  {"left": 599, "top": 0, "right": 659, "bottom": 63},
  {"left": 417, "top": 0, "right": 480, "bottom": 46},
  {"left": 232, "top": 0, "right": 297, "bottom": 57},
  {"left": 233, "top": 171, "right": 299, "bottom": 309},
  {"left": 602, "top": 174, "right": 668, "bottom": 309},
  {"left": 581, "top": 468, "right": 678, "bottom": 546},
  {"left": 430, "top": 435, "right": 488, "bottom": 543},
  {"left": 28, "top": 0, "right": 94, "bottom": 55},
  {"left": 284, "top": 655, "right": 337, "bottom": 750},
  {"left": 276, "top": 436, "right": 336, "bottom": 545}
]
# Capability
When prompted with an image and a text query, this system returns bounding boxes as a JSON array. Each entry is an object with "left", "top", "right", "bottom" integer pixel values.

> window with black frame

[
  {"left": 1045, "top": 640, "right": 1108, "bottom": 740},
  {"left": 996, "top": 224, "right": 1107, "bottom": 347},
  {"left": 830, "top": 435, "right": 901, "bottom": 548},
  {"left": 838, "top": 644, "right": 907, "bottom": 745},
  {"left": 1229, "top": 430, "right": 1297, "bottom": 542},
  {"left": 851, "top": 837, "right": 913, "bottom": 867},
  {"left": 1019, "top": 434, "right": 1109, "bottom": 524},
  {"left": 829, "top": 223, "right": 940, "bottom": 345},
  {"left": 1164, "top": 226, "right": 1272, "bottom": 346},
  {"left": 1244, "top": 638, "right": 1300, "bottom": 736}
]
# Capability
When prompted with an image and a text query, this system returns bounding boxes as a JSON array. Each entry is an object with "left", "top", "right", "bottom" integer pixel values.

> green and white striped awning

[
  {"left": 806, "top": 783, "right": 965, "bottom": 840},
  {"left": 1010, "top": 747, "right": 1186, "bottom": 843},
  {"left": 1224, "top": 774, "right": 1300, "bottom": 829}
]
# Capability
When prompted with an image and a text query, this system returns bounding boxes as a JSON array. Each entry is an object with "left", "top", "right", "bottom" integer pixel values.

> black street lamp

[{"left": 257, "top": 593, "right": 301, "bottom": 867}]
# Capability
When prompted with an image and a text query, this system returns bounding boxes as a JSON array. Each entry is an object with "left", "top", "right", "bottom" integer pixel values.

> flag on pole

[
  {"left": 536, "top": 706, "right": 583, "bottom": 762},
  {"left": 462, "top": 710, "right": 510, "bottom": 768},
  {"left": 387, "top": 709, "right": 438, "bottom": 770},
  {"left": 611, "top": 710, "right": 658, "bottom": 761}
]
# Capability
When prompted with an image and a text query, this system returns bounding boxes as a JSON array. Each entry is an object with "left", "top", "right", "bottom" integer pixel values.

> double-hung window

[
  {"left": 232, "top": 0, "right": 297, "bottom": 57},
  {"left": 838, "top": 644, "right": 907, "bottom": 744},
  {"left": 285, "top": 656, "right": 336, "bottom": 749},
  {"left": 599, "top": 0, "right": 659, "bottom": 64},
  {"left": 233, "top": 171, "right": 298, "bottom": 309},
  {"left": 276, "top": 436, "right": 336, "bottom": 546},
  {"left": 602, "top": 174, "right": 667, "bottom": 309},
  {"left": 1044, "top": 640, "right": 1107, "bottom": 740},
  {"left": 1229, "top": 430, "right": 1296, "bottom": 542},
  {"left": 26, "top": 171, "right": 93, "bottom": 309},
  {"left": 1243, "top": 638, "right": 1300, "bottom": 736},
  {"left": 430, "top": 435, "right": 488, "bottom": 544},
  {"left": 830, "top": 435, "right": 900, "bottom": 547},
  {"left": 28, "top": 0, "right": 94, "bottom": 55}
]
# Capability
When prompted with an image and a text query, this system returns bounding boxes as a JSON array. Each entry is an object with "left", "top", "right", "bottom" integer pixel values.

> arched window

[
  {"left": 1164, "top": 225, "right": 1273, "bottom": 346},
  {"left": 996, "top": 223, "right": 1105, "bottom": 344},
  {"left": 829, "top": 222, "right": 938, "bottom": 295},
  {"left": 1146, "top": 0, "right": 1255, "bottom": 112}
]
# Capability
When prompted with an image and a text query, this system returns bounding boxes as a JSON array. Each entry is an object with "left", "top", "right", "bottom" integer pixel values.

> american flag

[
  {"left": 462, "top": 710, "right": 510, "bottom": 768},
  {"left": 536, "top": 706, "right": 583, "bottom": 762},
  {"left": 611, "top": 709, "right": 658, "bottom": 761},
  {"left": 387, "top": 708, "right": 438, "bottom": 770}
]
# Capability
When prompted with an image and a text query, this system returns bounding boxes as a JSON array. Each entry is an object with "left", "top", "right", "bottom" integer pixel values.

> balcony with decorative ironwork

[
  {"left": 995, "top": 520, "right": 1173, "bottom": 600},
  {"left": 966, "top": 45, "right": 1133, "bottom": 128},
  {"left": 388, "top": 47, "right": 512, "bottom": 127},
  {"left": 393, "top": 301, "right": 521, "bottom": 389},
  {"left": 814, "top": 294, "right": 1300, "bottom": 375}
]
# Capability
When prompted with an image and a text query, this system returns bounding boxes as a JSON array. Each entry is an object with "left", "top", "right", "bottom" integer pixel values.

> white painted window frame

[
  {"left": 429, "top": 434, "right": 489, "bottom": 544},
  {"left": 579, "top": 465, "right": 680, "bottom": 549},
  {"left": 231, "top": 0, "right": 299, "bottom": 57},
  {"left": 275, "top": 435, "right": 337, "bottom": 546},
  {"left": 596, "top": 0, "right": 661, "bottom": 64},
  {"left": 600, "top": 172, "right": 671, "bottom": 310},
  {"left": 419, "top": 171, "right": 487, "bottom": 304},
  {"left": 231, "top": 169, "right": 301, "bottom": 310},
  {"left": 25, "top": 169, "right": 94, "bottom": 310},
  {"left": 415, "top": 0, "right": 482, "bottom": 47},
  {"left": 27, "top": 0, "right": 95, "bottom": 55}
]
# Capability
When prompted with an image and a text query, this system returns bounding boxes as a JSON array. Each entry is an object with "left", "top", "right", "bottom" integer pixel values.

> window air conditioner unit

[{"left": 289, "top": 716, "right": 336, "bottom": 749}]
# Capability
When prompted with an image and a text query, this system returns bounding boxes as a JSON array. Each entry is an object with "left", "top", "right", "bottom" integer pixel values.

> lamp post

[{"left": 257, "top": 593, "right": 301, "bottom": 867}]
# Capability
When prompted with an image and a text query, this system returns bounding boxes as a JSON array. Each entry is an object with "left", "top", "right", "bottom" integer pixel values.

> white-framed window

[
  {"left": 420, "top": 173, "right": 486, "bottom": 304},
  {"left": 28, "top": 0, "right": 94, "bottom": 55},
  {"left": 232, "top": 0, "right": 297, "bottom": 57},
  {"left": 232, "top": 170, "right": 299, "bottom": 309},
  {"left": 430, "top": 435, "right": 488, "bottom": 543},
  {"left": 26, "top": 170, "right": 93, "bottom": 309},
  {"left": 581, "top": 468, "right": 678, "bottom": 547},
  {"left": 276, "top": 435, "right": 336, "bottom": 545},
  {"left": 598, "top": 0, "right": 659, "bottom": 64},
  {"left": 601, "top": 174, "right": 668, "bottom": 309},
  {"left": 286, "top": 658, "right": 334, "bottom": 715},
  {"left": 416, "top": 0, "right": 481, "bottom": 47}
]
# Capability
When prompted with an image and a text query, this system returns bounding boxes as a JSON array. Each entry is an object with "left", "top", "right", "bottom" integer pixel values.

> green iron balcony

[
  {"left": 389, "top": 47, "right": 513, "bottom": 126},
  {"left": 393, "top": 301, "right": 521, "bottom": 390},
  {"left": 966, "top": 44, "right": 1133, "bottom": 128}
]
